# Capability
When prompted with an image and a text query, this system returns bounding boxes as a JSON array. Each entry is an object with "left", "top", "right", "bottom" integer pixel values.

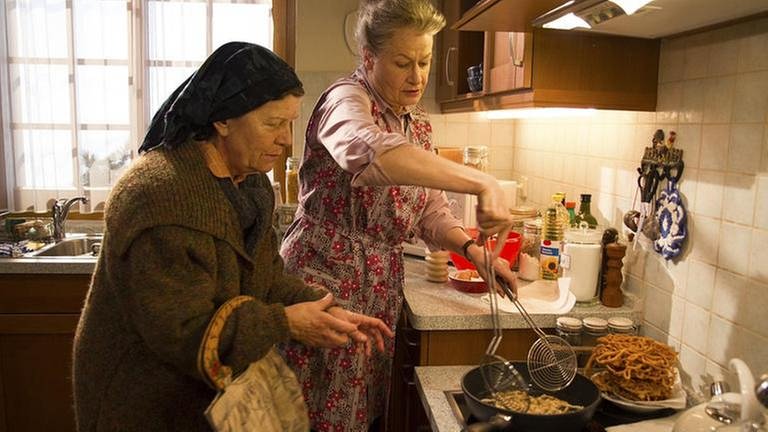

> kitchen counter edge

[{"left": 403, "top": 257, "right": 642, "bottom": 331}]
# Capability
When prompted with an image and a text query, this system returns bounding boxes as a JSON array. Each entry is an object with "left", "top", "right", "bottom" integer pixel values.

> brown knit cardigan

[{"left": 72, "top": 143, "right": 322, "bottom": 431}]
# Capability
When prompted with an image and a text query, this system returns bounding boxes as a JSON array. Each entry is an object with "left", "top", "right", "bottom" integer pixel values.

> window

[{"left": 1, "top": 0, "right": 282, "bottom": 211}]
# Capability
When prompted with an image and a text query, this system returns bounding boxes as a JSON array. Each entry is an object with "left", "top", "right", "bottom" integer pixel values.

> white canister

[{"left": 561, "top": 225, "right": 602, "bottom": 303}]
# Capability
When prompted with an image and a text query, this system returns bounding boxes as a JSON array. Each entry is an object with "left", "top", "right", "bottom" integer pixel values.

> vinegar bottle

[
  {"left": 573, "top": 194, "right": 598, "bottom": 229},
  {"left": 540, "top": 194, "right": 566, "bottom": 280}
]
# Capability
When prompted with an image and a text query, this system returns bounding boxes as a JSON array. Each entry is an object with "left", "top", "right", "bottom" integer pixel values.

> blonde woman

[{"left": 279, "top": 1, "right": 517, "bottom": 430}]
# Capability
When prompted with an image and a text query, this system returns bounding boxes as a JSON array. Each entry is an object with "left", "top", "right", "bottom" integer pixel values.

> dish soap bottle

[
  {"left": 565, "top": 201, "right": 577, "bottom": 227},
  {"left": 540, "top": 194, "right": 566, "bottom": 280},
  {"left": 573, "top": 194, "right": 598, "bottom": 229}
]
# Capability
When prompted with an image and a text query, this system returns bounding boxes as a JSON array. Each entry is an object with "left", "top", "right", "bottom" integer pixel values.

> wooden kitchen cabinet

[
  {"left": 436, "top": 1, "right": 661, "bottom": 113},
  {"left": 0, "top": 273, "right": 90, "bottom": 432},
  {"left": 436, "top": 0, "right": 485, "bottom": 102},
  {"left": 385, "top": 307, "right": 538, "bottom": 432}
]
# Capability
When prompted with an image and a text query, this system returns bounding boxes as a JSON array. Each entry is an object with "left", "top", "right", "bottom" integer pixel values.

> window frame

[{"left": 0, "top": 0, "right": 295, "bottom": 211}]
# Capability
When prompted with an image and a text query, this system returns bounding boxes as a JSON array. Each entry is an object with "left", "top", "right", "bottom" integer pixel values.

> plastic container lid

[
  {"left": 583, "top": 317, "right": 608, "bottom": 330},
  {"left": 556, "top": 316, "right": 583, "bottom": 331},
  {"left": 523, "top": 218, "right": 542, "bottom": 230},
  {"left": 607, "top": 316, "right": 634, "bottom": 330},
  {"left": 511, "top": 206, "right": 538, "bottom": 217},
  {"left": 565, "top": 225, "right": 602, "bottom": 244}
]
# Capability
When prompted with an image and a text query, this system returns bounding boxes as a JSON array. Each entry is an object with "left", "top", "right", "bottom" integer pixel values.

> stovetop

[{"left": 444, "top": 390, "right": 676, "bottom": 431}]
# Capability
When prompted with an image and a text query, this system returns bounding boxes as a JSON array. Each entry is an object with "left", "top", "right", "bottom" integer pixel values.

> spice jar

[
  {"left": 608, "top": 317, "right": 637, "bottom": 335},
  {"left": 519, "top": 218, "right": 542, "bottom": 281},
  {"left": 509, "top": 206, "right": 538, "bottom": 271},
  {"left": 556, "top": 316, "right": 583, "bottom": 346},
  {"left": 463, "top": 146, "right": 488, "bottom": 173},
  {"left": 582, "top": 316, "right": 608, "bottom": 346},
  {"left": 285, "top": 156, "right": 300, "bottom": 204}
]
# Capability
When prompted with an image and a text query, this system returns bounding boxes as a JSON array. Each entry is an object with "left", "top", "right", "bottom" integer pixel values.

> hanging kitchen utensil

[
  {"left": 654, "top": 159, "right": 687, "bottom": 260},
  {"left": 634, "top": 129, "right": 683, "bottom": 250}
]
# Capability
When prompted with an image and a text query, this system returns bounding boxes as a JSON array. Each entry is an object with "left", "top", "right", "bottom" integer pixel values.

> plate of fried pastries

[{"left": 586, "top": 334, "right": 687, "bottom": 413}]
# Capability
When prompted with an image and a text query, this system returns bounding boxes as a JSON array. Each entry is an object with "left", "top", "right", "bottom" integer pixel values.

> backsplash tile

[
  {"left": 722, "top": 174, "right": 756, "bottom": 225},
  {"left": 729, "top": 123, "right": 764, "bottom": 174},
  {"left": 682, "top": 302, "right": 711, "bottom": 354},
  {"left": 686, "top": 260, "right": 715, "bottom": 309},
  {"left": 718, "top": 222, "right": 752, "bottom": 276},
  {"left": 700, "top": 124, "right": 730, "bottom": 170}
]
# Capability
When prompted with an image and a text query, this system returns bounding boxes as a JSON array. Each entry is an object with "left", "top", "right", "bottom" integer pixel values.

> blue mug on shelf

[{"left": 467, "top": 64, "right": 482, "bottom": 92}]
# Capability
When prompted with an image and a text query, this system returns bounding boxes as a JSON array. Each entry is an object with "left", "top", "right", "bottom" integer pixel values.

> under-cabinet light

[
  {"left": 484, "top": 108, "right": 596, "bottom": 120},
  {"left": 542, "top": 12, "right": 591, "bottom": 30},
  {"left": 611, "top": 0, "right": 653, "bottom": 15}
]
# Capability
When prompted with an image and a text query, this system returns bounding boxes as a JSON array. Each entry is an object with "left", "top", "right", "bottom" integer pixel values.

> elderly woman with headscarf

[{"left": 72, "top": 42, "right": 392, "bottom": 432}]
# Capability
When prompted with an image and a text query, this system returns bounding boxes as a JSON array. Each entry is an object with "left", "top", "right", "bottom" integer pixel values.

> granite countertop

[
  {"left": 414, "top": 365, "right": 680, "bottom": 432},
  {"left": 403, "top": 257, "right": 642, "bottom": 331}
]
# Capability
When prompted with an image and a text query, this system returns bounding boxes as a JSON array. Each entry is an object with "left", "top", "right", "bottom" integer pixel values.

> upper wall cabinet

[
  {"left": 452, "top": 0, "right": 566, "bottom": 32},
  {"left": 435, "top": 2, "right": 661, "bottom": 113},
  {"left": 436, "top": 1, "right": 485, "bottom": 102}
]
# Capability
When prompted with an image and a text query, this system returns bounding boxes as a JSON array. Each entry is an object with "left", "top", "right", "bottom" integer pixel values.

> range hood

[{"left": 454, "top": 0, "right": 768, "bottom": 39}]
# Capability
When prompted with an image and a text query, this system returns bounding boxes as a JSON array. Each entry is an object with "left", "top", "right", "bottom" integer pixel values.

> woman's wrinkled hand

[
  {"left": 284, "top": 294, "right": 394, "bottom": 354},
  {"left": 326, "top": 307, "right": 394, "bottom": 356}
]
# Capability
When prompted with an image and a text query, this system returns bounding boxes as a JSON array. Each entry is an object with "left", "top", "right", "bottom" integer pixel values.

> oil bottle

[{"left": 540, "top": 194, "right": 567, "bottom": 280}]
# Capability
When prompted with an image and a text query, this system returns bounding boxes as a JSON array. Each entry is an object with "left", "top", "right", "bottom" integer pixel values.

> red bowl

[
  {"left": 449, "top": 231, "right": 522, "bottom": 270},
  {"left": 448, "top": 270, "right": 487, "bottom": 293}
]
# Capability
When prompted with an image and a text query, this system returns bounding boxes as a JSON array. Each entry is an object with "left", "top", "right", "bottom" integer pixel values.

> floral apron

[{"left": 279, "top": 76, "right": 433, "bottom": 432}]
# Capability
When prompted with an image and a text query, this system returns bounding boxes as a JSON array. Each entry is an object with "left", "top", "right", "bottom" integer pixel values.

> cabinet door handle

[
  {"left": 402, "top": 364, "right": 415, "bottom": 386},
  {"left": 508, "top": 33, "right": 523, "bottom": 67},
  {"left": 445, "top": 46, "right": 457, "bottom": 86},
  {"left": 403, "top": 329, "right": 420, "bottom": 347}
]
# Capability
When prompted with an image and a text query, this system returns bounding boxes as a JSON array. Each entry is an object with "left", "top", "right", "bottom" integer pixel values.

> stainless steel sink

[{"left": 31, "top": 235, "right": 103, "bottom": 258}]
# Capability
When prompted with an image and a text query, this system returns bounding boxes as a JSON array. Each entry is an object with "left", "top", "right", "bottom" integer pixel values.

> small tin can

[
  {"left": 607, "top": 316, "right": 637, "bottom": 335},
  {"left": 556, "top": 316, "right": 583, "bottom": 346},
  {"left": 582, "top": 316, "right": 608, "bottom": 346}
]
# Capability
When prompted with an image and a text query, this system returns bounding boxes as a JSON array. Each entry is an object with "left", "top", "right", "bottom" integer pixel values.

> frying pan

[{"left": 461, "top": 362, "right": 601, "bottom": 432}]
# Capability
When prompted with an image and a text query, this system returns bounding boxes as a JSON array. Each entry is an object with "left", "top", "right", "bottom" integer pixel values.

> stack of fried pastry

[{"left": 586, "top": 334, "right": 678, "bottom": 401}]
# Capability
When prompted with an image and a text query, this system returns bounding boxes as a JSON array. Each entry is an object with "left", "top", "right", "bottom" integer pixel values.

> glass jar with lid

[
  {"left": 556, "top": 316, "right": 583, "bottom": 346},
  {"left": 607, "top": 317, "right": 637, "bottom": 335},
  {"left": 518, "top": 218, "right": 542, "bottom": 281},
  {"left": 463, "top": 146, "right": 488, "bottom": 173},
  {"left": 509, "top": 206, "right": 538, "bottom": 271},
  {"left": 582, "top": 316, "right": 608, "bottom": 346}
]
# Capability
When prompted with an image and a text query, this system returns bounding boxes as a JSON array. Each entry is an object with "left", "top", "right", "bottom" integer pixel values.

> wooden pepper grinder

[{"left": 601, "top": 242, "right": 627, "bottom": 307}]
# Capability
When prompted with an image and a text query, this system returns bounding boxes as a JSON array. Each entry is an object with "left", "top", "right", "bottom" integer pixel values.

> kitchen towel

[{"left": 480, "top": 277, "right": 576, "bottom": 315}]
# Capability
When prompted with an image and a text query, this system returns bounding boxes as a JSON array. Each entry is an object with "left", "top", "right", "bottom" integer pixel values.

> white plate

[
  {"left": 594, "top": 369, "right": 687, "bottom": 413},
  {"left": 601, "top": 392, "right": 675, "bottom": 413}
]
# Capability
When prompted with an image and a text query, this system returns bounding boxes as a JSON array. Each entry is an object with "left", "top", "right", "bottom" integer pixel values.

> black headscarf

[{"left": 139, "top": 41, "right": 303, "bottom": 153}]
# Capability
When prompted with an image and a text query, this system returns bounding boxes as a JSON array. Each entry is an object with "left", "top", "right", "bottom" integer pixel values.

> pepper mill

[{"left": 601, "top": 242, "right": 627, "bottom": 307}]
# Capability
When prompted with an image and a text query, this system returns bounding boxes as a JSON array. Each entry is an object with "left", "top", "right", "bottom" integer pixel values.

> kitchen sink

[{"left": 31, "top": 235, "right": 103, "bottom": 258}]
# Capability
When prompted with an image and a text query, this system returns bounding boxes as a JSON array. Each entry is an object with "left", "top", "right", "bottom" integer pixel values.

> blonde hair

[{"left": 355, "top": 0, "right": 446, "bottom": 56}]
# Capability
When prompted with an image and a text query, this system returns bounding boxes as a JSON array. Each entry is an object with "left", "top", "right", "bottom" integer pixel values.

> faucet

[{"left": 52, "top": 196, "right": 88, "bottom": 241}]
